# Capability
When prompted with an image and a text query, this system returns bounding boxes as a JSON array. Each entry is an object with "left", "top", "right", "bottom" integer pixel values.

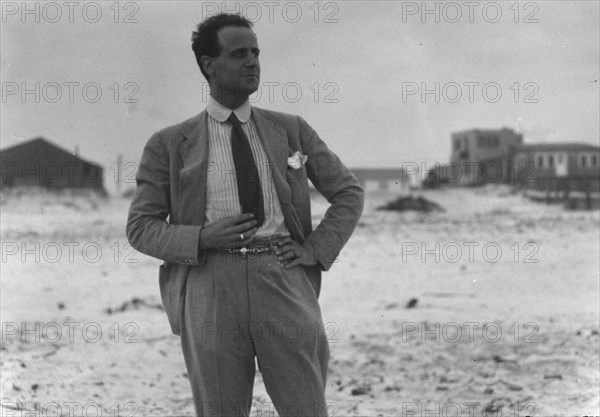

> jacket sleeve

[
  {"left": 297, "top": 116, "right": 365, "bottom": 271},
  {"left": 126, "top": 132, "right": 204, "bottom": 265}
]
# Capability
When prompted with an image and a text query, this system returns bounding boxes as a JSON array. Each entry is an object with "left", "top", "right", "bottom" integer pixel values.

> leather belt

[
  {"left": 226, "top": 246, "right": 274, "bottom": 255},
  {"left": 205, "top": 238, "right": 286, "bottom": 258}
]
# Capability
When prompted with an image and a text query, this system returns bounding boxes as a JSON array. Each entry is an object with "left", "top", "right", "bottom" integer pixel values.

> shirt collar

[{"left": 207, "top": 95, "right": 251, "bottom": 123}]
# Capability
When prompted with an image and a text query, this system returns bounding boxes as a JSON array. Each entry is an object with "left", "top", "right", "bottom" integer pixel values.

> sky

[{"left": 1, "top": 0, "right": 599, "bottom": 194}]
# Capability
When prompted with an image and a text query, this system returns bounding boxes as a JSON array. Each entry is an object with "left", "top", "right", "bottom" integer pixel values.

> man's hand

[
  {"left": 274, "top": 236, "right": 318, "bottom": 269},
  {"left": 199, "top": 213, "right": 258, "bottom": 249}
]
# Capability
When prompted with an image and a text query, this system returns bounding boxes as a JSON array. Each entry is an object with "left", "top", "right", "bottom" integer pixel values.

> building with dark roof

[
  {"left": 0, "top": 137, "right": 106, "bottom": 193},
  {"left": 511, "top": 142, "right": 600, "bottom": 191},
  {"left": 350, "top": 168, "right": 409, "bottom": 192}
]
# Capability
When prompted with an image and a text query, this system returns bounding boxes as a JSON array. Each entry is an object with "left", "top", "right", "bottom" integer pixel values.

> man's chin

[
  {"left": 242, "top": 82, "right": 259, "bottom": 95},
  {"left": 217, "top": 83, "right": 260, "bottom": 102}
]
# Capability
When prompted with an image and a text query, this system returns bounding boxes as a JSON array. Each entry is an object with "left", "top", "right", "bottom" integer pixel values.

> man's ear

[{"left": 200, "top": 56, "right": 214, "bottom": 78}]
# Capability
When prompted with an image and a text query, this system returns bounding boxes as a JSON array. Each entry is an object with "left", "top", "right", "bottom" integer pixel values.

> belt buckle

[{"left": 236, "top": 245, "right": 271, "bottom": 258}]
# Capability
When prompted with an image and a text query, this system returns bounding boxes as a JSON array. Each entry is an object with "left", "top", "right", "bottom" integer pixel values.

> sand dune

[{"left": 1, "top": 185, "right": 598, "bottom": 416}]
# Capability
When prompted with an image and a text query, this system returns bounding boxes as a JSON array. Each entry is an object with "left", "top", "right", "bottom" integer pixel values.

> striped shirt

[{"left": 204, "top": 96, "right": 289, "bottom": 238}]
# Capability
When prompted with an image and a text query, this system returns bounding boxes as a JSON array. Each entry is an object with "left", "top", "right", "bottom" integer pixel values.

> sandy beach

[{"left": 1, "top": 185, "right": 598, "bottom": 416}]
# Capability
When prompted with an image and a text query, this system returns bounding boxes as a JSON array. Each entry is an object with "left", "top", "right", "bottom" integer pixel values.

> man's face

[{"left": 206, "top": 26, "right": 260, "bottom": 98}]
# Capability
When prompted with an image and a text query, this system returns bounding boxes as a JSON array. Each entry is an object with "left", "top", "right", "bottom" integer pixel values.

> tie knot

[{"left": 227, "top": 112, "right": 241, "bottom": 126}]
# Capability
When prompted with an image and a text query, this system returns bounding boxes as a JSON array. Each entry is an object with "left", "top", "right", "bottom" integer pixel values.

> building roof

[
  {"left": 0, "top": 137, "right": 101, "bottom": 168},
  {"left": 514, "top": 142, "right": 600, "bottom": 153},
  {"left": 351, "top": 167, "right": 406, "bottom": 174},
  {"left": 452, "top": 127, "right": 519, "bottom": 136},
  {"left": 351, "top": 167, "right": 407, "bottom": 181}
]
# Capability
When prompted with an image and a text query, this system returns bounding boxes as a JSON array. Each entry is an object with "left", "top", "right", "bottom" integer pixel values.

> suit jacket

[{"left": 126, "top": 106, "right": 364, "bottom": 335}]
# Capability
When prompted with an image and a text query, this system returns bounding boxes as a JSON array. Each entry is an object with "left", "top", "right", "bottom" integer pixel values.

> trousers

[{"left": 179, "top": 248, "right": 330, "bottom": 417}]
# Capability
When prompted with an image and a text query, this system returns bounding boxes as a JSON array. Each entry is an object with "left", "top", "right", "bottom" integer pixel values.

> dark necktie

[{"left": 227, "top": 112, "right": 265, "bottom": 228}]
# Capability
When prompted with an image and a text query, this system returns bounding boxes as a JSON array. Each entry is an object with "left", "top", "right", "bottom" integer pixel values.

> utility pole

[{"left": 116, "top": 153, "right": 122, "bottom": 195}]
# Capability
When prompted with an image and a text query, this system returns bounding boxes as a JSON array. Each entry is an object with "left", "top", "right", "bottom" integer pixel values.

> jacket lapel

[
  {"left": 177, "top": 111, "right": 209, "bottom": 225},
  {"left": 252, "top": 107, "right": 305, "bottom": 241}
]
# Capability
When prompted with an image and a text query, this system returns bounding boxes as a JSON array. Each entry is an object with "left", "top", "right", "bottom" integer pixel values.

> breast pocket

[{"left": 286, "top": 166, "right": 309, "bottom": 205}]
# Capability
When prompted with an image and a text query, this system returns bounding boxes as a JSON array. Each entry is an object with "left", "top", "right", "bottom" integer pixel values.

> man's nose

[{"left": 245, "top": 54, "right": 259, "bottom": 67}]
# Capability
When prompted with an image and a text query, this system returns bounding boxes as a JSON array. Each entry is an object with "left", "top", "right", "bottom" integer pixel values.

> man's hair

[{"left": 191, "top": 13, "right": 254, "bottom": 80}]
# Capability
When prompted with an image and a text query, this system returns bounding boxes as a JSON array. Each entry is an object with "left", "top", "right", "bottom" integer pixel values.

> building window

[
  {"left": 84, "top": 164, "right": 98, "bottom": 180},
  {"left": 557, "top": 153, "right": 564, "bottom": 164},
  {"left": 592, "top": 154, "right": 598, "bottom": 167},
  {"left": 537, "top": 155, "right": 544, "bottom": 168},
  {"left": 581, "top": 155, "right": 588, "bottom": 168},
  {"left": 477, "top": 135, "right": 499, "bottom": 148},
  {"left": 547, "top": 154, "right": 554, "bottom": 167}
]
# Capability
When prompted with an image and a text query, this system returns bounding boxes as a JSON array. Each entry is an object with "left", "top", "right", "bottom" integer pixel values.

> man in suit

[{"left": 126, "top": 13, "right": 364, "bottom": 417}]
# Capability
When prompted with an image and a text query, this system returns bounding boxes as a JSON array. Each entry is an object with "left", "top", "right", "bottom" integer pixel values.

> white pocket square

[{"left": 287, "top": 151, "right": 308, "bottom": 169}]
